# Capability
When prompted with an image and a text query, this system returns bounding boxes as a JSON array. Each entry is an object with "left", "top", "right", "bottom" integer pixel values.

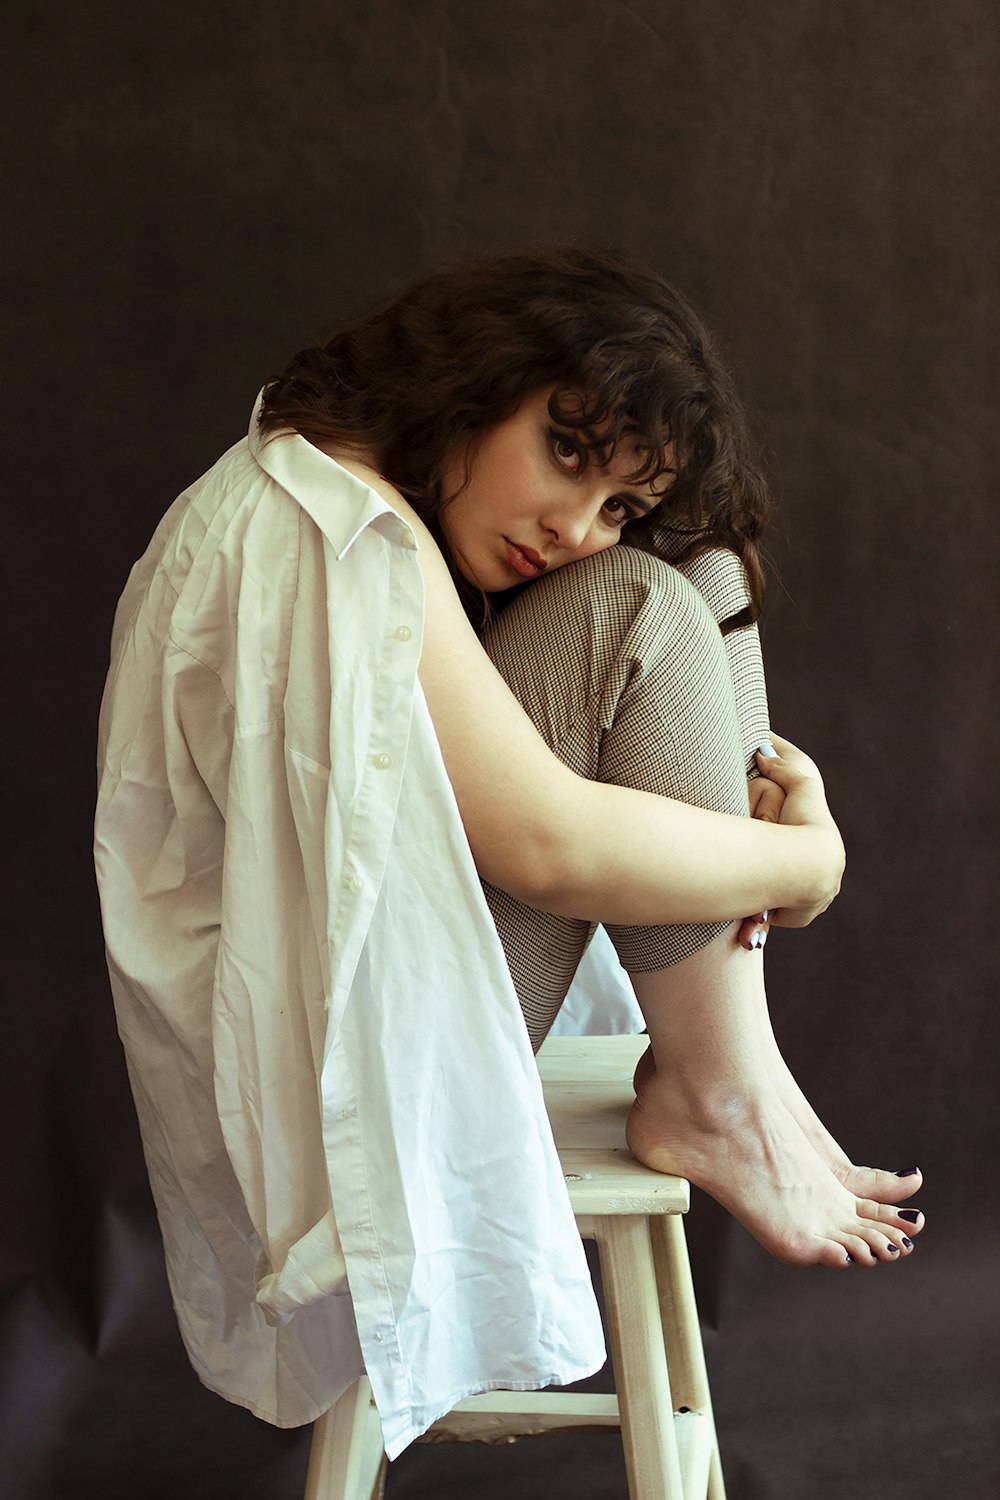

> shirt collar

[{"left": 246, "top": 391, "right": 416, "bottom": 560}]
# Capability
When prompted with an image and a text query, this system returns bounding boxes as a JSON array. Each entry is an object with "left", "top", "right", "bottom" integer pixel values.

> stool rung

[
  {"left": 422, "top": 1391, "right": 620, "bottom": 1442},
  {"left": 422, "top": 1390, "right": 714, "bottom": 1483}
]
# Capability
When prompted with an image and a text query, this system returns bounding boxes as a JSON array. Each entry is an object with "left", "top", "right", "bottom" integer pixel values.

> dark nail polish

[
  {"left": 845, "top": 1253, "right": 854, "bottom": 1264},
  {"left": 901, "top": 1236, "right": 914, "bottom": 1249},
  {"left": 897, "top": 1209, "right": 920, "bottom": 1223},
  {"left": 886, "top": 1243, "right": 900, "bottom": 1253},
  {"left": 895, "top": 1167, "right": 919, "bottom": 1177}
]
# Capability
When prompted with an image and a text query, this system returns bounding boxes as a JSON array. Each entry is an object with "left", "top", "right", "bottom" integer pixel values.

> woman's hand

[
  {"left": 737, "top": 769, "right": 787, "bottom": 949},
  {"left": 752, "top": 733, "right": 845, "bottom": 930}
]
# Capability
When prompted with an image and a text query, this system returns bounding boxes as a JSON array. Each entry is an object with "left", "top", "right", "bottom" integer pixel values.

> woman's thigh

[{"left": 480, "top": 544, "right": 769, "bottom": 1046}]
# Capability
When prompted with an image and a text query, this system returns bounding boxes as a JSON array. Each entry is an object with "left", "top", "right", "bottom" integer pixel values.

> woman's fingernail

[
  {"left": 897, "top": 1209, "right": 920, "bottom": 1223},
  {"left": 895, "top": 1167, "right": 919, "bottom": 1177},
  {"left": 845, "top": 1253, "right": 854, "bottom": 1264},
  {"left": 761, "top": 910, "right": 769, "bottom": 922},
  {"left": 757, "top": 929, "right": 768, "bottom": 949},
  {"left": 758, "top": 740, "right": 778, "bottom": 758},
  {"left": 901, "top": 1236, "right": 914, "bottom": 1249}
]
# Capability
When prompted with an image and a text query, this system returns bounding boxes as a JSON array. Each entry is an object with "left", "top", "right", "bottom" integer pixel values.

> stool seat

[
  {"left": 305, "top": 1034, "right": 724, "bottom": 1500},
  {"left": 540, "top": 1035, "right": 689, "bottom": 1215}
]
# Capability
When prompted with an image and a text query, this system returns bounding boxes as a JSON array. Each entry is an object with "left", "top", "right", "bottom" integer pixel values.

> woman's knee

[
  {"left": 482, "top": 544, "right": 746, "bottom": 808},
  {"left": 590, "top": 555, "right": 748, "bottom": 815},
  {"left": 485, "top": 544, "right": 726, "bottom": 675}
]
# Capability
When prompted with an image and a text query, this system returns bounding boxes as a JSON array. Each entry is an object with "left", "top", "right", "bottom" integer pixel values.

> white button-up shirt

[{"left": 94, "top": 399, "right": 605, "bottom": 1458}]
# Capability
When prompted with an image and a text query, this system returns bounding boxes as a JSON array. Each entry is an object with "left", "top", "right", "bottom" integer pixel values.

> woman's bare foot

[
  {"left": 633, "top": 1038, "right": 924, "bottom": 1220},
  {"left": 627, "top": 927, "right": 925, "bottom": 1267},
  {"left": 626, "top": 1062, "right": 916, "bottom": 1267}
]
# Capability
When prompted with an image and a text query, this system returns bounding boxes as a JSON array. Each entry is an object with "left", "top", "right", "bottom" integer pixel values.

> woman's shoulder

[{"left": 317, "top": 447, "right": 437, "bottom": 552}]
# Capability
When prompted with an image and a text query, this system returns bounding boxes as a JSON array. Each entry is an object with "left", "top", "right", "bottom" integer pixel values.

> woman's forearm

[{"left": 504, "top": 770, "right": 843, "bottom": 926}]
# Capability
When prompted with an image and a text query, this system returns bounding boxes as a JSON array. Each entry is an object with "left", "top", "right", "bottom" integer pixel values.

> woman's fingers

[
  {"left": 755, "top": 733, "right": 821, "bottom": 788},
  {"left": 737, "top": 911, "right": 770, "bottom": 950},
  {"left": 747, "top": 774, "right": 785, "bottom": 824}
]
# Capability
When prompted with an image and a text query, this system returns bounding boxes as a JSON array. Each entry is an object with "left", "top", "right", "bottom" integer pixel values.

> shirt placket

[{"left": 320, "top": 521, "right": 424, "bottom": 1441}]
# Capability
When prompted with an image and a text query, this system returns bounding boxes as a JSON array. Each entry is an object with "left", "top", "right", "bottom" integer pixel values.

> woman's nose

[{"left": 541, "top": 500, "right": 595, "bottom": 551}]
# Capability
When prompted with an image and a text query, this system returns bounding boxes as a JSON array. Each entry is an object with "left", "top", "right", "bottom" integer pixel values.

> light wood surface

[
  {"left": 304, "top": 1376, "right": 386, "bottom": 1500},
  {"left": 596, "top": 1213, "right": 685, "bottom": 1500},
  {"left": 538, "top": 1035, "right": 689, "bottom": 1215}
]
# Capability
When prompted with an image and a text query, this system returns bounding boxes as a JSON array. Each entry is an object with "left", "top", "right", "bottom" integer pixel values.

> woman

[
  {"left": 95, "top": 246, "right": 922, "bottom": 1451},
  {"left": 259, "top": 246, "right": 923, "bottom": 1265}
]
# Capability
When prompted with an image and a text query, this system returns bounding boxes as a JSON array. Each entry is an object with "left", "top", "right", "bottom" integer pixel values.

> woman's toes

[
  {"left": 897, "top": 1207, "right": 923, "bottom": 1228},
  {"left": 855, "top": 1197, "right": 925, "bottom": 1236},
  {"left": 887, "top": 1166, "right": 923, "bottom": 1198},
  {"left": 836, "top": 1232, "right": 879, "bottom": 1267},
  {"left": 856, "top": 1221, "right": 911, "bottom": 1262},
  {"left": 818, "top": 1238, "right": 860, "bottom": 1269},
  {"left": 835, "top": 1163, "right": 923, "bottom": 1204}
]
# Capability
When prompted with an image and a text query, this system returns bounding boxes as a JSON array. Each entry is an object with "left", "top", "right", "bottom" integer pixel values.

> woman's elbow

[{"left": 472, "top": 829, "right": 577, "bottom": 913}]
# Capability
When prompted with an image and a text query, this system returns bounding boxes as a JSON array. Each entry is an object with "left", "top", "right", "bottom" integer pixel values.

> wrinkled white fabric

[{"left": 94, "top": 398, "right": 605, "bottom": 1458}]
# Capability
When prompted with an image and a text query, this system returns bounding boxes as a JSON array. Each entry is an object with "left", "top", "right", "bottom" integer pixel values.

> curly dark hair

[{"left": 259, "top": 246, "right": 770, "bottom": 629}]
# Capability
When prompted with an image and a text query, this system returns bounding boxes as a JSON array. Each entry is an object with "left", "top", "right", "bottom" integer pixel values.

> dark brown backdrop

[{"left": 3, "top": 3, "right": 998, "bottom": 1497}]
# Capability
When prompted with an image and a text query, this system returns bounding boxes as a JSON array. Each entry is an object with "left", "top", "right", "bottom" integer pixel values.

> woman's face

[{"left": 439, "top": 388, "right": 665, "bottom": 592}]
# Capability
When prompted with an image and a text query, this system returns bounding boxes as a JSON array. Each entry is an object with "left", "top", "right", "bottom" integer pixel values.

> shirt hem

[
  {"left": 187, "top": 1350, "right": 608, "bottom": 1457},
  {"left": 381, "top": 1352, "right": 608, "bottom": 1461},
  {"left": 188, "top": 1363, "right": 340, "bottom": 1430}
]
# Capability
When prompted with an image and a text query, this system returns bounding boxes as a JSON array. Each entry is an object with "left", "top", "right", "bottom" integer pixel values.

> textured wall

[{"left": 4, "top": 2, "right": 998, "bottom": 1496}]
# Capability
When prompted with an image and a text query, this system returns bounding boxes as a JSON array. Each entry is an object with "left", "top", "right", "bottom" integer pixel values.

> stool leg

[
  {"left": 650, "top": 1214, "right": 726, "bottom": 1500},
  {"left": 305, "top": 1375, "right": 387, "bottom": 1500},
  {"left": 595, "top": 1214, "right": 685, "bottom": 1500}
]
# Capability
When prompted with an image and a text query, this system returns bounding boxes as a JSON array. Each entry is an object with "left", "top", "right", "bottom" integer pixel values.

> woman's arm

[{"left": 344, "top": 460, "right": 844, "bottom": 927}]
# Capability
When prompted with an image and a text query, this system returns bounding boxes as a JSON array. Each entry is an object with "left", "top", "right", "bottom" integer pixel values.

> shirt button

[
  {"left": 353, "top": 1221, "right": 365, "bottom": 1233},
  {"left": 345, "top": 875, "right": 363, "bottom": 894},
  {"left": 373, "top": 752, "right": 392, "bottom": 770},
  {"left": 374, "top": 1332, "right": 384, "bottom": 1342},
  {"left": 394, "top": 625, "right": 412, "bottom": 642}
]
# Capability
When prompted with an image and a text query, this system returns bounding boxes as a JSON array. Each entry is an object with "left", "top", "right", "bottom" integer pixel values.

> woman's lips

[{"left": 504, "top": 538, "right": 548, "bottom": 579}]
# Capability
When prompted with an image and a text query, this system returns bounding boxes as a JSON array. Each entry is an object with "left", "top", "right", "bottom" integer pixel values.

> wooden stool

[{"left": 305, "top": 1035, "right": 724, "bottom": 1500}]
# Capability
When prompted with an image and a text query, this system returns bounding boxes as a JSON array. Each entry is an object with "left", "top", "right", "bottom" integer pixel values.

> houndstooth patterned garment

[{"left": 480, "top": 545, "right": 770, "bottom": 1050}]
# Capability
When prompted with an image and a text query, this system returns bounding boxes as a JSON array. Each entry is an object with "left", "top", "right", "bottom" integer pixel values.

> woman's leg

[
  {"left": 481, "top": 545, "right": 922, "bottom": 1266},
  {"left": 663, "top": 550, "right": 925, "bottom": 1211}
]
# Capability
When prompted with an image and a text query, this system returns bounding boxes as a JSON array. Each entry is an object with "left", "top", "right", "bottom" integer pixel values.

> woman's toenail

[
  {"left": 897, "top": 1209, "right": 920, "bottom": 1222},
  {"left": 886, "top": 1243, "right": 900, "bottom": 1253},
  {"left": 895, "top": 1167, "right": 919, "bottom": 1177},
  {"left": 901, "top": 1236, "right": 914, "bottom": 1249},
  {"left": 845, "top": 1253, "right": 854, "bottom": 1264}
]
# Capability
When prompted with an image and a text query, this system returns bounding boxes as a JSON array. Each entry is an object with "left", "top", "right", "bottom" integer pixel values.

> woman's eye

[
  {"left": 603, "top": 497, "right": 633, "bottom": 525},
  {"left": 550, "top": 430, "right": 583, "bottom": 471}
]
